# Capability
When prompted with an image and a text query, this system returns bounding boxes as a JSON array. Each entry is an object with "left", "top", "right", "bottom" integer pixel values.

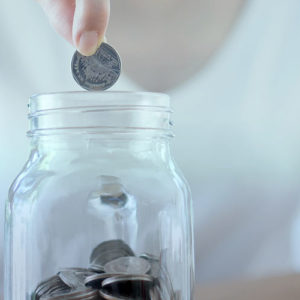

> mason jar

[{"left": 4, "top": 91, "right": 194, "bottom": 300}]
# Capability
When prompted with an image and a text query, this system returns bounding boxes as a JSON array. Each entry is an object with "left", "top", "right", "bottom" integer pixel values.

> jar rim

[
  {"left": 28, "top": 91, "right": 173, "bottom": 138},
  {"left": 29, "top": 91, "right": 170, "bottom": 114}
]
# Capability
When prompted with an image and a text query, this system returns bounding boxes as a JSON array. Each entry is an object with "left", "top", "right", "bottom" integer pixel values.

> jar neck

[{"left": 27, "top": 92, "right": 174, "bottom": 162}]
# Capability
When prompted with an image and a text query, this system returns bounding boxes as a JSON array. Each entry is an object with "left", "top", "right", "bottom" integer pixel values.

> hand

[{"left": 37, "top": 0, "right": 110, "bottom": 56}]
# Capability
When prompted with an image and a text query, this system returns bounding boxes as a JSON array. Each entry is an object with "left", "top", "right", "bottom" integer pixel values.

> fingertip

[
  {"left": 73, "top": 0, "right": 109, "bottom": 55},
  {"left": 77, "top": 31, "right": 98, "bottom": 56}
]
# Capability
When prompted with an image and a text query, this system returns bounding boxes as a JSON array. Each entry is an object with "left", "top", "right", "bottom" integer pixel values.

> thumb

[{"left": 73, "top": 0, "right": 110, "bottom": 56}]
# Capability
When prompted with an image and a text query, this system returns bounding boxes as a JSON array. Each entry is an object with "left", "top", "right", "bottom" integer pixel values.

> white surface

[{"left": 2, "top": 0, "right": 300, "bottom": 297}]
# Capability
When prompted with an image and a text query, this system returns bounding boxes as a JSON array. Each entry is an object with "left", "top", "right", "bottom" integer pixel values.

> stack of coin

[
  {"left": 32, "top": 239, "right": 175, "bottom": 300},
  {"left": 32, "top": 275, "right": 70, "bottom": 300},
  {"left": 40, "top": 288, "right": 100, "bottom": 300}
]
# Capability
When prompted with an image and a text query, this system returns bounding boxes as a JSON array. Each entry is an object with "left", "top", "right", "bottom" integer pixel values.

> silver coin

[
  {"left": 99, "top": 289, "right": 125, "bottom": 300},
  {"left": 100, "top": 193, "right": 128, "bottom": 208},
  {"left": 139, "top": 254, "right": 161, "bottom": 279},
  {"left": 90, "top": 240, "right": 135, "bottom": 270},
  {"left": 101, "top": 274, "right": 153, "bottom": 287},
  {"left": 33, "top": 275, "right": 70, "bottom": 300},
  {"left": 59, "top": 268, "right": 93, "bottom": 273},
  {"left": 88, "top": 264, "right": 105, "bottom": 273},
  {"left": 90, "top": 240, "right": 134, "bottom": 262},
  {"left": 92, "top": 248, "right": 132, "bottom": 263},
  {"left": 58, "top": 269, "right": 95, "bottom": 289},
  {"left": 71, "top": 42, "right": 121, "bottom": 91},
  {"left": 90, "top": 240, "right": 134, "bottom": 261},
  {"left": 139, "top": 253, "right": 159, "bottom": 261},
  {"left": 101, "top": 275, "right": 154, "bottom": 300},
  {"left": 84, "top": 273, "right": 122, "bottom": 289},
  {"left": 104, "top": 257, "right": 151, "bottom": 275},
  {"left": 90, "top": 251, "right": 132, "bottom": 272},
  {"left": 40, "top": 287, "right": 97, "bottom": 300}
]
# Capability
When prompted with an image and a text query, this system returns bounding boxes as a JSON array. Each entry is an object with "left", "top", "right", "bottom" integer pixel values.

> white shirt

[
  {"left": 1, "top": 0, "right": 300, "bottom": 296},
  {"left": 171, "top": 0, "right": 300, "bottom": 281}
]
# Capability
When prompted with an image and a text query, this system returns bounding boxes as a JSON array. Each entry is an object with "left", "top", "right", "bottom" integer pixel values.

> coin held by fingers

[{"left": 71, "top": 42, "right": 121, "bottom": 91}]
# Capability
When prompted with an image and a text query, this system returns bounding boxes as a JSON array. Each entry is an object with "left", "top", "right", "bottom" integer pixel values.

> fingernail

[{"left": 78, "top": 31, "right": 100, "bottom": 56}]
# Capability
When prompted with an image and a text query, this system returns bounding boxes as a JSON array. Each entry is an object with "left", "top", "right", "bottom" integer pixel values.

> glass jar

[{"left": 4, "top": 92, "right": 194, "bottom": 300}]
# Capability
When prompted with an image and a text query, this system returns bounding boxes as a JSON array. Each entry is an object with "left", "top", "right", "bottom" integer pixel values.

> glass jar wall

[{"left": 4, "top": 92, "right": 194, "bottom": 300}]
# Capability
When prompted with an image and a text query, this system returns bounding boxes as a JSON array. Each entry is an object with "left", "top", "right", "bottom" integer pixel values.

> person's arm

[{"left": 37, "top": 0, "right": 110, "bottom": 56}]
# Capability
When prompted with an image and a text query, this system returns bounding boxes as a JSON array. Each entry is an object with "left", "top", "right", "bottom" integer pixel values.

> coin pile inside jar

[{"left": 32, "top": 239, "right": 175, "bottom": 300}]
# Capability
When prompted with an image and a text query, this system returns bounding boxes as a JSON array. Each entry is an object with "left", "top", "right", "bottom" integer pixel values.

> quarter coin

[
  {"left": 104, "top": 257, "right": 151, "bottom": 275},
  {"left": 71, "top": 43, "right": 121, "bottom": 91}
]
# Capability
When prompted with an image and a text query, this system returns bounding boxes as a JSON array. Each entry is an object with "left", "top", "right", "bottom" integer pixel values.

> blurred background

[{"left": 2, "top": 0, "right": 300, "bottom": 298}]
